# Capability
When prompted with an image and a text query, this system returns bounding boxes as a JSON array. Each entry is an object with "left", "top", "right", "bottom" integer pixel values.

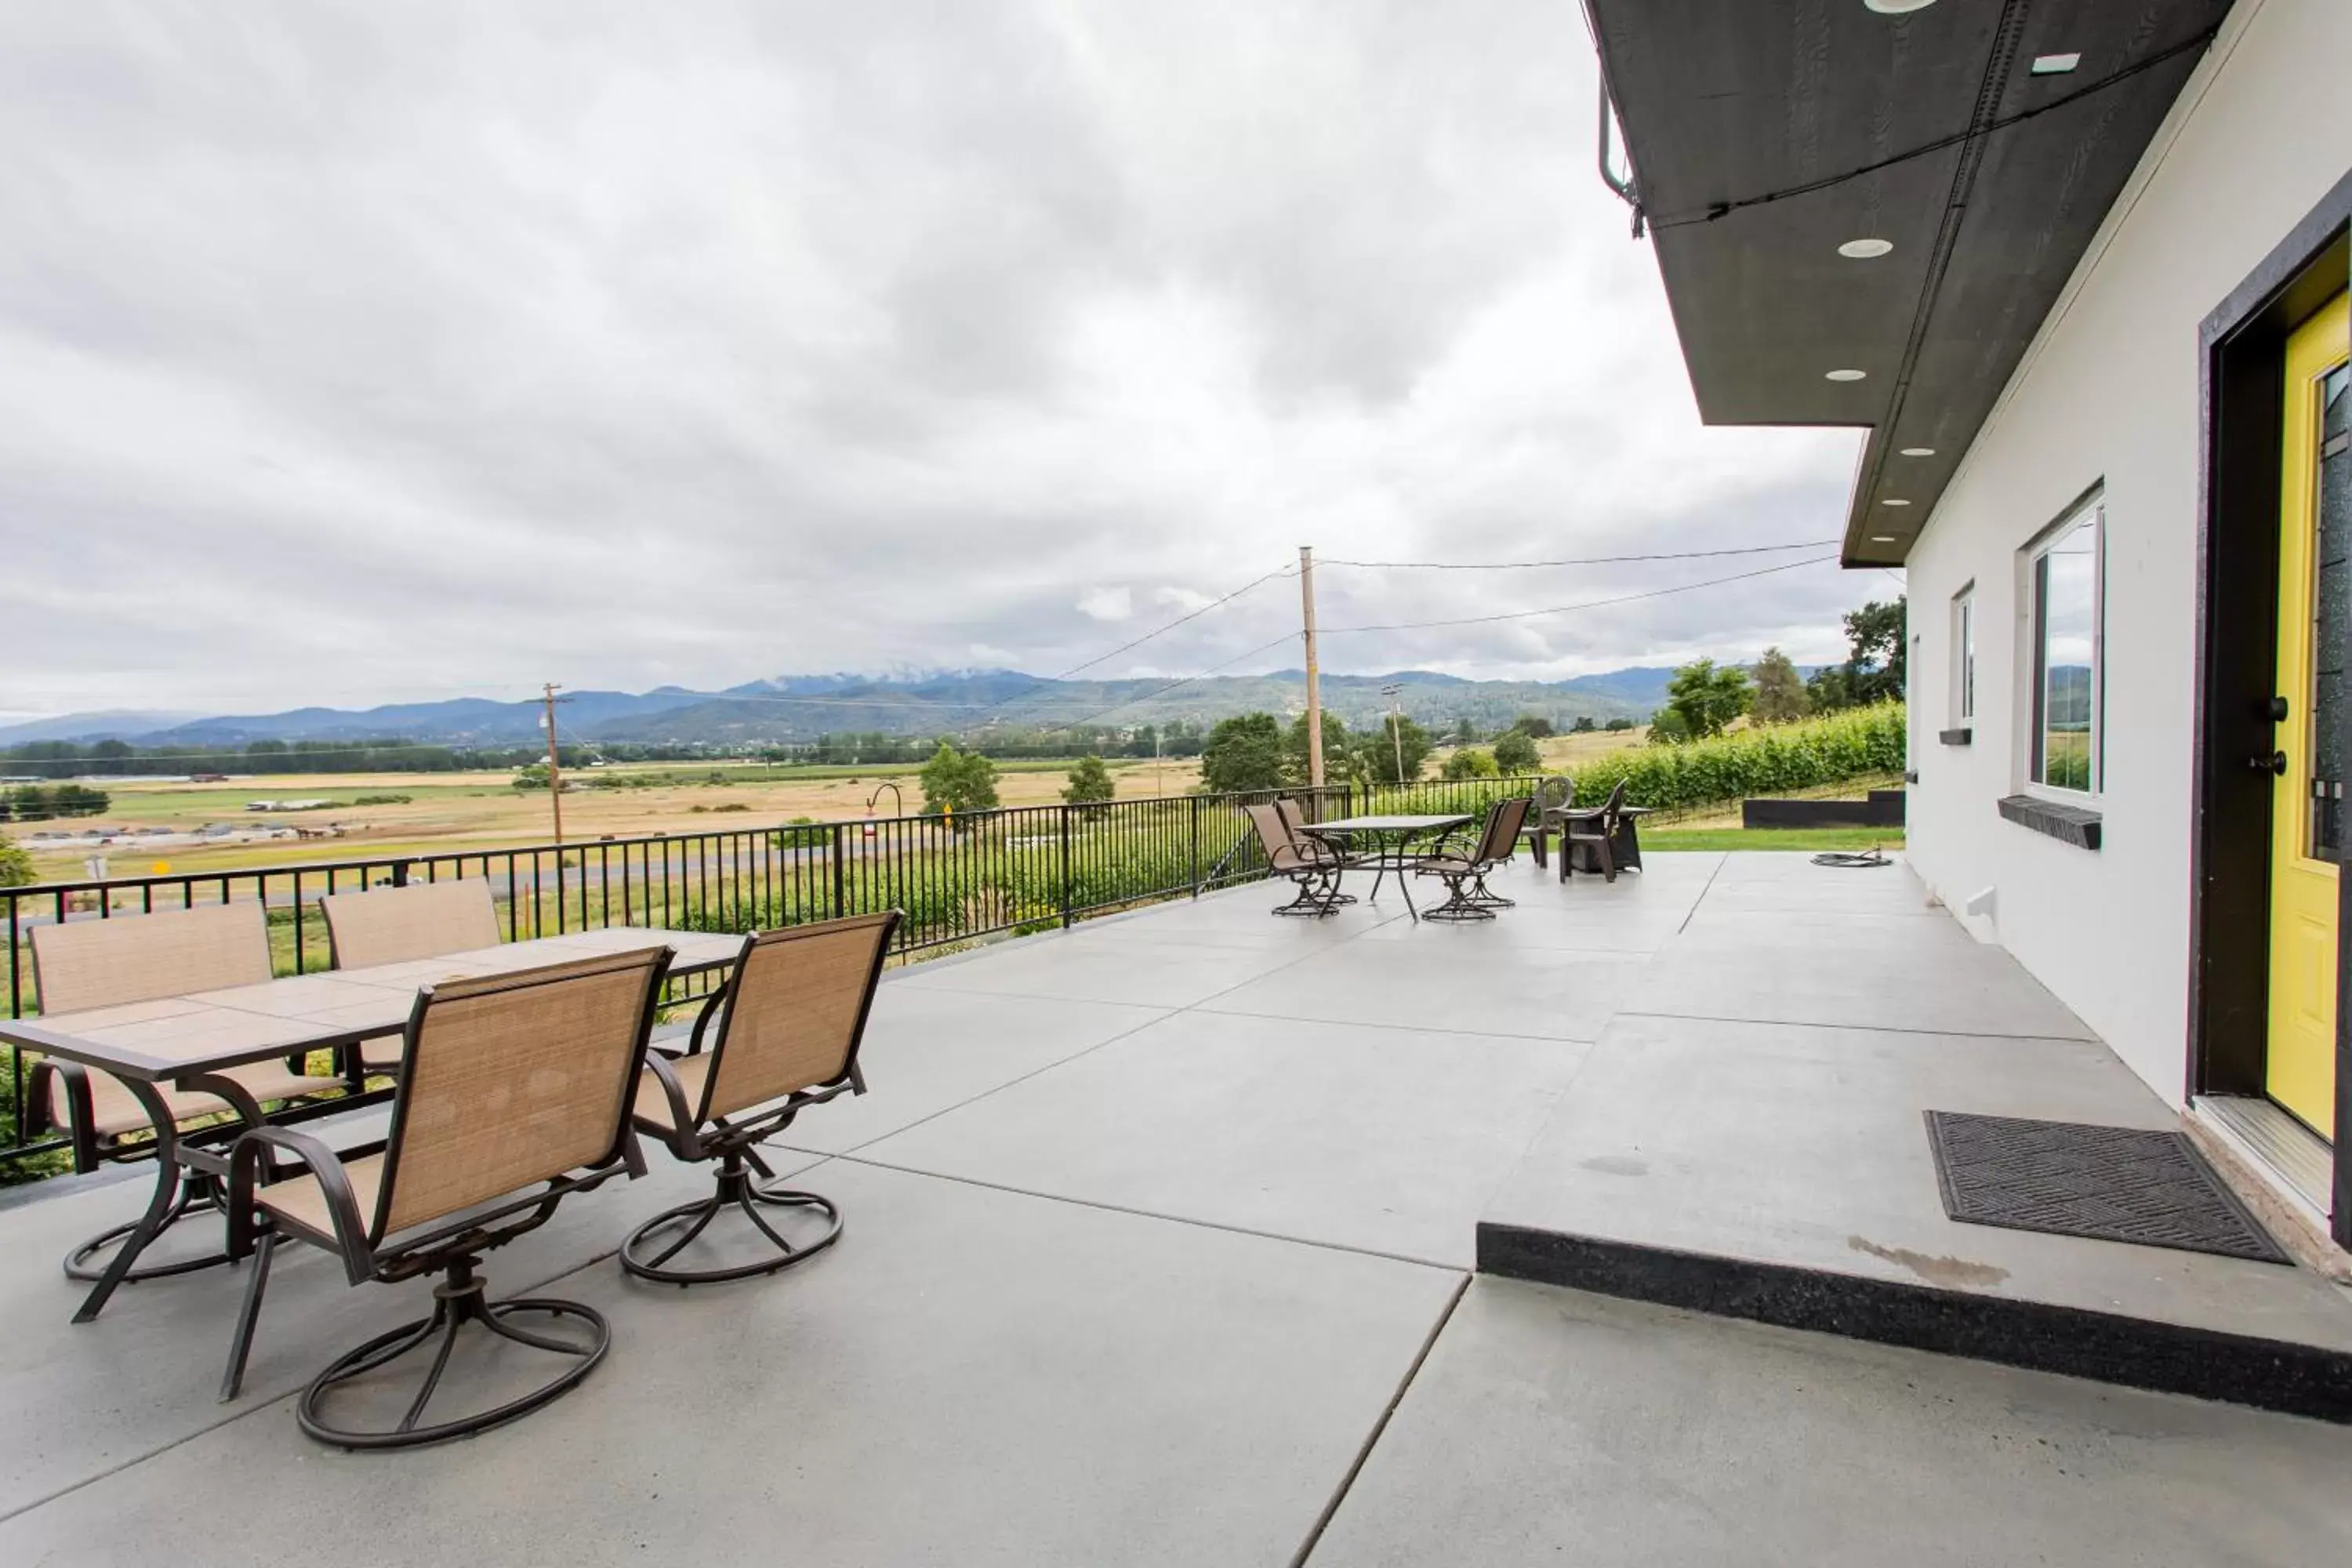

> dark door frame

[{"left": 2189, "top": 167, "right": 2352, "bottom": 1248}]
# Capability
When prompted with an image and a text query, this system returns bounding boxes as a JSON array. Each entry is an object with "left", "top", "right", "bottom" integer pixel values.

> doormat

[{"left": 1924, "top": 1112, "right": 2291, "bottom": 1265}]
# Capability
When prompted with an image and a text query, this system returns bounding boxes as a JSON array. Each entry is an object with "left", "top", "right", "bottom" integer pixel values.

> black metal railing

[{"left": 3, "top": 777, "right": 1554, "bottom": 1172}]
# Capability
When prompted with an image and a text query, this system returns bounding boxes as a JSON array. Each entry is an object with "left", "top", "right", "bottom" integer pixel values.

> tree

[
  {"left": 1354, "top": 716, "right": 1432, "bottom": 785},
  {"left": 1647, "top": 708, "right": 1693, "bottom": 745},
  {"left": 1442, "top": 748, "right": 1499, "bottom": 781},
  {"left": 918, "top": 741, "right": 1000, "bottom": 819},
  {"left": 1200, "top": 713, "right": 1287, "bottom": 795},
  {"left": 1491, "top": 728, "right": 1541, "bottom": 774},
  {"left": 1750, "top": 647, "right": 1810, "bottom": 724},
  {"left": 0, "top": 834, "right": 33, "bottom": 889},
  {"left": 1604, "top": 717, "right": 1635, "bottom": 732},
  {"left": 1570, "top": 716, "right": 1597, "bottom": 734},
  {"left": 1283, "top": 711, "right": 1356, "bottom": 787},
  {"left": 1062, "top": 754, "right": 1115, "bottom": 807},
  {"left": 1807, "top": 597, "right": 1907, "bottom": 711},
  {"left": 1508, "top": 714, "right": 1556, "bottom": 739},
  {"left": 1664, "top": 658, "right": 1754, "bottom": 739},
  {"left": 1451, "top": 717, "right": 1478, "bottom": 746}
]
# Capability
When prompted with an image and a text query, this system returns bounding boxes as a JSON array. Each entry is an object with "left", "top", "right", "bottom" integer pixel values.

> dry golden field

[{"left": 5, "top": 726, "right": 1651, "bottom": 884}]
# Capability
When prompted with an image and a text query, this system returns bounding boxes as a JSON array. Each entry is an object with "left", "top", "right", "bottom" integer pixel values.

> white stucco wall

[{"left": 1904, "top": 0, "right": 2352, "bottom": 1105}]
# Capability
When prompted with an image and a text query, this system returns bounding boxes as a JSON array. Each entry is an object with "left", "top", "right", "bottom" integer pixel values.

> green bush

[
  {"left": 351, "top": 793, "right": 412, "bottom": 806},
  {"left": 1565, "top": 702, "right": 1905, "bottom": 814},
  {"left": 0, "top": 834, "right": 33, "bottom": 888}
]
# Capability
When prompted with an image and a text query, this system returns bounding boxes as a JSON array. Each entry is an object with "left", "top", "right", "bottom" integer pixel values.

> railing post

[
  {"left": 1059, "top": 804, "right": 1073, "bottom": 929},
  {"left": 831, "top": 822, "right": 847, "bottom": 920},
  {"left": 1188, "top": 795, "right": 1200, "bottom": 896}
]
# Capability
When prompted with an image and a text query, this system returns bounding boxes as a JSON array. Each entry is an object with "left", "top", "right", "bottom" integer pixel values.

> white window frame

[
  {"left": 2019, "top": 493, "right": 2105, "bottom": 800},
  {"left": 1949, "top": 583, "right": 1976, "bottom": 726}
]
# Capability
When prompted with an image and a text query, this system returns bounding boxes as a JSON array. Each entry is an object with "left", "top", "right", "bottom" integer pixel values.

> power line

[
  {"left": 1646, "top": 30, "right": 2219, "bottom": 232},
  {"left": 1319, "top": 554, "right": 1840, "bottom": 634},
  {"left": 959, "top": 564, "right": 1298, "bottom": 726},
  {"left": 1318, "top": 539, "right": 1838, "bottom": 570}
]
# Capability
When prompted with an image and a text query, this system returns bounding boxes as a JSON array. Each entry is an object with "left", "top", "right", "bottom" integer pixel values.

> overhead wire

[
  {"left": 1318, "top": 553, "right": 1840, "bottom": 635},
  {"left": 1317, "top": 539, "right": 1837, "bottom": 570},
  {"left": 1644, "top": 29, "right": 2220, "bottom": 232}
]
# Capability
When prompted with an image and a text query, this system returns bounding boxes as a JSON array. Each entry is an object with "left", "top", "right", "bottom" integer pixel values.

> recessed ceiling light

[
  {"left": 1882, "top": 498, "right": 1911, "bottom": 506},
  {"left": 1825, "top": 368, "right": 1867, "bottom": 382},
  {"left": 1899, "top": 446, "right": 1936, "bottom": 456},
  {"left": 1862, "top": 0, "right": 1938, "bottom": 13},
  {"left": 2031, "top": 53, "right": 2082, "bottom": 74},
  {"left": 1870, "top": 535, "right": 1899, "bottom": 543},
  {"left": 1838, "top": 238, "right": 1894, "bottom": 259}
]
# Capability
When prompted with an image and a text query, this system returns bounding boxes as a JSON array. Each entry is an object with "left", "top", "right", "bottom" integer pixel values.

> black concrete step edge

[{"left": 1477, "top": 1222, "right": 2352, "bottom": 1425}]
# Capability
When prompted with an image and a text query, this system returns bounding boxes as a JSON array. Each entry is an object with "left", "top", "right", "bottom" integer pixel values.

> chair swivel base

[
  {"left": 619, "top": 1160, "right": 842, "bottom": 1286},
  {"left": 298, "top": 1261, "right": 607, "bottom": 1450},
  {"left": 64, "top": 1174, "right": 234, "bottom": 1285},
  {"left": 1271, "top": 878, "right": 1353, "bottom": 918}
]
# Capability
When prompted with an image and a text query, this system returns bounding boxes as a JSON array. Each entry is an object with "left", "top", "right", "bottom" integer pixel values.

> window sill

[
  {"left": 1938, "top": 728, "right": 1972, "bottom": 746},
  {"left": 1998, "top": 794, "right": 2101, "bottom": 851}
]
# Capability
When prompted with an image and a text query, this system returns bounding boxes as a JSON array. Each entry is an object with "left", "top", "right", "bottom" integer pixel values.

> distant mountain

[
  {"left": 5, "top": 666, "right": 1692, "bottom": 753},
  {"left": 0, "top": 710, "right": 207, "bottom": 744}
]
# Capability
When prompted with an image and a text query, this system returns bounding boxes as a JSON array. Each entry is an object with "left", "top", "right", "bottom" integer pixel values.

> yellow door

[{"left": 2267, "top": 290, "right": 2349, "bottom": 1138}]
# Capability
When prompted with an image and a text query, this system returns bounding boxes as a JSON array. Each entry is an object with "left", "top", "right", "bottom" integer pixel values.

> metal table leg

[{"left": 73, "top": 1079, "right": 183, "bottom": 1324}]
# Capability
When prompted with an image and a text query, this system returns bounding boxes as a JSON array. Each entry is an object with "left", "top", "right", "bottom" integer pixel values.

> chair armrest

[
  {"left": 24, "top": 1058, "right": 103, "bottom": 1171},
  {"left": 637, "top": 1051, "right": 702, "bottom": 1158},
  {"left": 684, "top": 988, "right": 728, "bottom": 1055},
  {"left": 228, "top": 1124, "right": 374, "bottom": 1283}
]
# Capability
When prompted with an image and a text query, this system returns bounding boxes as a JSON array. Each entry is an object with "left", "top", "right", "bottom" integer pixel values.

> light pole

[{"left": 1381, "top": 682, "right": 1405, "bottom": 783}]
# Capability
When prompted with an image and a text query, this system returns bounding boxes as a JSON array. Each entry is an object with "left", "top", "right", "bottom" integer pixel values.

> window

[
  {"left": 1950, "top": 586, "right": 1976, "bottom": 724},
  {"left": 2027, "top": 498, "right": 2103, "bottom": 794}
]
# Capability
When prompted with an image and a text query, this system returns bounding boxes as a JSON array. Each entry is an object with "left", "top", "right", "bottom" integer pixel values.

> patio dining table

[
  {"left": 0, "top": 924, "right": 747, "bottom": 1323},
  {"left": 1297, "top": 813, "right": 1473, "bottom": 922}
]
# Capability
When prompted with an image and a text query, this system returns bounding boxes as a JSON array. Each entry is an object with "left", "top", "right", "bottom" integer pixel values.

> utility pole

[
  {"left": 540, "top": 682, "right": 570, "bottom": 844},
  {"left": 1382, "top": 682, "right": 1406, "bottom": 783},
  {"left": 1300, "top": 546, "right": 1324, "bottom": 788}
]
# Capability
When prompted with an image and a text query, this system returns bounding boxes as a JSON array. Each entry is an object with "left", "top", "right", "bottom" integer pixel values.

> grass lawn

[{"left": 1640, "top": 825, "right": 1906, "bottom": 853}]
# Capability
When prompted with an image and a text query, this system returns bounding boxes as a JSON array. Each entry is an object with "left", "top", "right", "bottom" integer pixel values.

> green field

[{"left": 1640, "top": 826, "right": 1906, "bottom": 853}]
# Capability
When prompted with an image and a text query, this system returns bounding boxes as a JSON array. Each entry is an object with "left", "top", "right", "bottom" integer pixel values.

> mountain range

[{"left": 0, "top": 668, "right": 1686, "bottom": 750}]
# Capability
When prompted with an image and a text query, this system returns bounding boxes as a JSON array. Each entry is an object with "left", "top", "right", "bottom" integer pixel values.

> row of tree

[
  {"left": 0, "top": 784, "right": 113, "bottom": 822},
  {"left": 1650, "top": 598, "right": 1905, "bottom": 744}
]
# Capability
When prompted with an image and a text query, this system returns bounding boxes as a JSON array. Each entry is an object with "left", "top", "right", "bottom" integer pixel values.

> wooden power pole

[
  {"left": 541, "top": 682, "right": 569, "bottom": 844},
  {"left": 1300, "top": 546, "right": 1324, "bottom": 788}
]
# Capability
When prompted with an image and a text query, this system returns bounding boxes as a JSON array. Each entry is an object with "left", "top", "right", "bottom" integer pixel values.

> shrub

[
  {"left": 1441, "top": 748, "right": 1499, "bottom": 781},
  {"left": 1491, "top": 730, "right": 1541, "bottom": 773},
  {"left": 1062, "top": 755, "right": 1116, "bottom": 806},
  {"left": 1566, "top": 702, "right": 1906, "bottom": 815},
  {"left": 0, "top": 834, "right": 34, "bottom": 887},
  {"left": 351, "top": 793, "right": 412, "bottom": 806}
]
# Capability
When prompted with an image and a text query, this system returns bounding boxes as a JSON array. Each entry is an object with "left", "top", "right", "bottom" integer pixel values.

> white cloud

[{"left": 0, "top": 1, "right": 1871, "bottom": 717}]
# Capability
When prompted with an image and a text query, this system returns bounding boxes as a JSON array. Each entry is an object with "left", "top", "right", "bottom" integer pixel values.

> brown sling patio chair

[
  {"left": 24, "top": 901, "right": 345, "bottom": 1283},
  {"left": 217, "top": 945, "right": 670, "bottom": 1449},
  {"left": 623, "top": 911, "right": 899, "bottom": 1285},
  {"left": 1559, "top": 779, "right": 1629, "bottom": 883},
  {"left": 1245, "top": 800, "right": 1349, "bottom": 918},
  {"left": 320, "top": 877, "right": 503, "bottom": 1074},
  {"left": 1273, "top": 796, "right": 1361, "bottom": 903},
  {"left": 1410, "top": 795, "right": 1534, "bottom": 921}
]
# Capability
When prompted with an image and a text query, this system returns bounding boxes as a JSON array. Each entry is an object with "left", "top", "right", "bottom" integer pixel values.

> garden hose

[{"left": 1811, "top": 848, "right": 1892, "bottom": 868}]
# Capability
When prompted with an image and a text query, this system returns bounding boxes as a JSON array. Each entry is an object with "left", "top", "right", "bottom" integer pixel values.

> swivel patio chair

[
  {"left": 24, "top": 901, "right": 346, "bottom": 1283},
  {"left": 1273, "top": 796, "right": 1359, "bottom": 902},
  {"left": 217, "top": 945, "right": 670, "bottom": 1449},
  {"left": 1524, "top": 775, "right": 1573, "bottom": 869},
  {"left": 320, "top": 877, "right": 503, "bottom": 1075},
  {"left": 1559, "top": 779, "right": 1629, "bottom": 883},
  {"left": 1410, "top": 795, "right": 1534, "bottom": 921},
  {"left": 1245, "top": 800, "right": 1348, "bottom": 918},
  {"left": 622, "top": 911, "right": 899, "bottom": 1285}
]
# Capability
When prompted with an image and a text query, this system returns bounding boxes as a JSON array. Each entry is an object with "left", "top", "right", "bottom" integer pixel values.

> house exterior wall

[{"left": 1904, "top": 0, "right": 2352, "bottom": 1105}]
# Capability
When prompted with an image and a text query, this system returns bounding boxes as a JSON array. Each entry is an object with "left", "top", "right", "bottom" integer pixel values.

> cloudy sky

[{"left": 0, "top": 1, "right": 1875, "bottom": 721}]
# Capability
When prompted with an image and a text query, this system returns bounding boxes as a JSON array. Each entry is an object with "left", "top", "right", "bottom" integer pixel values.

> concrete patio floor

[{"left": 5, "top": 852, "right": 2350, "bottom": 1565}]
